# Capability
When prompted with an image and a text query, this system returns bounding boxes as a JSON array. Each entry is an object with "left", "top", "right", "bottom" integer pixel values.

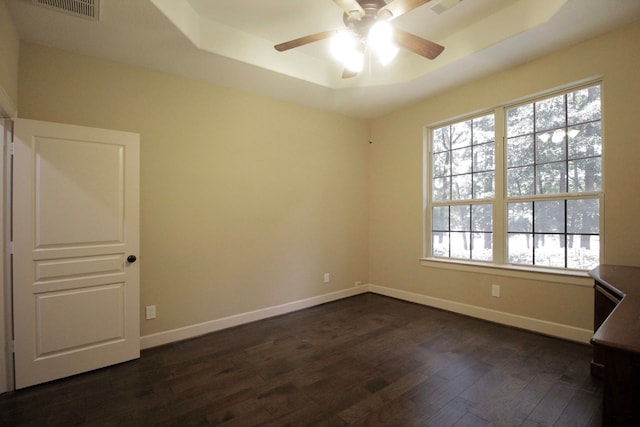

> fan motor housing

[{"left": 343, "top": 0, "right": 387, "bottom": 34}]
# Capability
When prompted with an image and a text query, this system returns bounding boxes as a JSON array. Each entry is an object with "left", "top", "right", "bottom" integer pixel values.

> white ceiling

[{"left": 6, "top": 0, "right": 640, "bottom": 119}]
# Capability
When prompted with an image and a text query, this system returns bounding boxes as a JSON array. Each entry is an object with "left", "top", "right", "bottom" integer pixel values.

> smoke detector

[{"left": 32, "top": 0, "right": 100, "bottom": 21}]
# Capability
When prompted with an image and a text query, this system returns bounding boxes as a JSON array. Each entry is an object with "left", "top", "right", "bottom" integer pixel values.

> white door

[{"left": 12, "top": 118, "right": 140, "bottom": 389}]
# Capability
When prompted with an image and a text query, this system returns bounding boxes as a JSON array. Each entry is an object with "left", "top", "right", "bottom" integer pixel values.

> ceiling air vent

[
  {"left": 430, "top": 0, "right": 462, "bottom": 15},
  {"left": 32, "top": 0, "right": 100, "bottom": 20}
]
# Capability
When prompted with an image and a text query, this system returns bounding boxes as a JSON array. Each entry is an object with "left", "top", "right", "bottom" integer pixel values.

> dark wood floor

[{"left": 0, "top": 293, "right": 602, "bottom": 426}]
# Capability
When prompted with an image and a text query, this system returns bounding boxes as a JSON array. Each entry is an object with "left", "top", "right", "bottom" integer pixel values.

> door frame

[
  {"left": 1, "top": 87, "right": 18, "bottom": 393},
  {"left": 1, "top": 118, "right": 11, "bottom": 393}
]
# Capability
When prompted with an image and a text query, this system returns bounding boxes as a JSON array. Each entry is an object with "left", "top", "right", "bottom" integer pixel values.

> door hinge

[
  {"left": 8, "top": 142, "right": 14, "bottom": 156},
  {"left": 9, "top": 340, "right": 14, "bottom": 354},
  {"left": 9, "top": 241, "right": 13, "bottom": 255}
]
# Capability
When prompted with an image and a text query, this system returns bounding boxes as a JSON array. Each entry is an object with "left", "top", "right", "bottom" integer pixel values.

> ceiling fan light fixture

[
  {"left": 369, "top": 21, "right": 398, "bottom": 66},
  {"left": 375, "top": 42, "right": 399, "bottom": 66},
  {"left": 275, "top": 0, "right": 445, "bottom": 77},
  {"left": 344, "top": 49, "right": 365, "bottom": 73},
  {"left": 377, "top": 8, "right": 393, "bottom": 21},
  {"left": 347, "top": 9, "right": 365, "bottom": 21},
  {"left": 368, "top": 21, "right": 393, "bottom": 46},
  {"left": 330, "top": 30, "right": 357, "bottom": 62}
]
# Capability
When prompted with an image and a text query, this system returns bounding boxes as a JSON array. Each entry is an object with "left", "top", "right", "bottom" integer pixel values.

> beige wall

[
  {"left": 17, "top": 43, "right": 370, "bottom": 336},
  {"left": 369, "top": 21, "right": 640, "bottom": 332},
  {"left": 14, "top": 20, "right": 640, "bottom": 343},
  {"left": 0, "top": 0, "right": 19, "bottom": 116}
]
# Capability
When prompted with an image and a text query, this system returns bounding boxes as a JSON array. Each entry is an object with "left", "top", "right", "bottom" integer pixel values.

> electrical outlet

[
  {"left": 491, "top": 284, "right": 500, "bottom": 298},
  {"left": 145, "top": 305, "right": 157, "bottom": 320},
  {"left": 323, "top": 273, "right": 330, "bottom": 284}
]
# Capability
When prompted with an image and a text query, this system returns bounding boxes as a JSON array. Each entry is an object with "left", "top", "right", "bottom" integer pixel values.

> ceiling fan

[{"left": 274, "top": 0, "right": 445, "bottom": 78}]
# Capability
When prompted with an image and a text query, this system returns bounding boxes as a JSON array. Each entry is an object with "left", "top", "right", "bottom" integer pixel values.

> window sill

[{"left": 419, "top": 258, "right": 593, "bottom": 287}]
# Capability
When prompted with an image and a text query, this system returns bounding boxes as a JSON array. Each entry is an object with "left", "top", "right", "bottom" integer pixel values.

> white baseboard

[
  {"left": 140, "top": 286, "right": 369, "bottom": 349},
  {"left": 368, "top": 284, "right": 593, "bottom": 344},
  {"left": 141, "top": 283, "right": 592, "bottom": 350}
]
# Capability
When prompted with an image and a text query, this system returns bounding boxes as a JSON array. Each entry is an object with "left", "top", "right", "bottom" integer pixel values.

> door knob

[{"left": 127, "top": 255, "right": 137, "bottom": 263}]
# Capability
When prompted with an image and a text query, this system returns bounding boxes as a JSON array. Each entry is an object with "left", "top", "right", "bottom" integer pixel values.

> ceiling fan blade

[
  {"left": 342, "top": 68, "right": 358, "bottom": 79},
  {"left": 379, "top": 0, "right": 433, "bottom": 20},
  {"left": 333, "top": 0, "right": 365, "bottom": 17},
  {"left": 392, "top": 28, "right": 444, "bottom": 59},
  {"left": 274, "top": 30, "right": 338, "bottom": 52}
]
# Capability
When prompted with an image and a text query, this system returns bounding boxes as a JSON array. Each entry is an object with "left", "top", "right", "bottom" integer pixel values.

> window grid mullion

[
  {"left": 470, "top": 121, "right": 475, "bottom": 200},
  {"left": 532, "top": 201, "right": 536, "bottom": 266},
  {"left": 469, "top": 204, "right": 473, "bottom": 259},
  {"left": 564, "top": 94, "right": 570, "bottom": 194},
  {"left": 448, "top": 206, "right": 452, "bottom": 258},
  {"left": 564, "top": 199, "right": 568, "bottom": 268}
]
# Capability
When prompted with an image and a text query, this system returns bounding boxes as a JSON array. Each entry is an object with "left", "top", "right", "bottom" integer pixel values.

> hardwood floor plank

[
  {"left": 350, "top": 397, "right": 426, "bottom": 427},
  {"left": 525, "top": 382, "right": 579, "bottom": 425},
  {"left": 422, "top": 396, "right": 473, "bottom": 426},
  {"left": 554, "top": 388, "right": 603, "bottom": 427},
  {"left": 0, "top": 293, "right": 602, "bottom": 426},
  {"left": 453, "top": 411, "right": 489, "bottom": 427}
]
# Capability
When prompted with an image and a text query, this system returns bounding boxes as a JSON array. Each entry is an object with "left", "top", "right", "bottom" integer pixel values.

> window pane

[
  {"left": 473, "top": 171, "right": 494, "bottom": 199},
  {"left": 508, "top": 202, "right": 532, "bottom": 232},
  {"left": 433, "top": 177, "right": 450, "bottom": 201},
  {"left": 450, "top": 232, "right": 471, "bottom": 259},
  {"left": 507, "top": 104, "right": 533, "bottom": 137},
  {"left": 429, "top": 85, "right": 600, "bottom": 271},
  {"left": 451, "top": 121, "right": 472, "bottom": 149},
  {"left": 432, "top": 232, "right": 449, "bottom": 257},
  {"left": 473, "top": 115, "right": 495, "bottom": 144},
  {"left": 452, "top": 174, "right": 472, "bottom": 200},
  {"left": 472, "top": 204, "right": 492, "bottom": 232},
  {"left": 536, "top": 133, "right": 566, "bottom": 163},
  {"left": 451, "top": 205, "right": 471, "bottom": 231},
  {"left": 534, "top": 201, "right": 564, "bottom": 233},
  {"left": 473, "top": 143, "right": 495, "bottom": 172},
  {"left": 472, "top": 233, "right": 492, "bottom": 261},
  {"left": 534, "top": 234, "right": 565, "bottom": 267},
  {"left": 432, "top": 126, "right": 451, "bottom": 152},
  {"left": 536, "top": 162, "right": 567, "bottom": 194},
  {"left": 568, "top": 122, "right": 602, "bottom": 159},
  {"left": 507, "top": 135, "right": 534, "bottom": 168},
  {"left": 568, "top": 86, "right": 601, "bottom": 125},
  {"left": 507, "top": 166, "right": 535, "bottom": 196},
  {"left": 432, "top": 206, "right": 449, "bottom": 231},
  {"left": 452, "top": 147, "right": 472, "bottom": 174},
  {"left": 568, "top": 158, "right": 601, "bottom": 192},
  {"left": 535, "top": 95, "right": 566, "bottom": 131},
  {"left": 433, "top": 151, "right": 450, "bottom": 177},
  {"left": 567, "top": 199, "right": 599, "bottom": 234},
  {"left": 508, "top": 233, "right": 533, "bottom": 264},
  {"left": 567, "top": 235, "right": 599, "bottom": 269}
]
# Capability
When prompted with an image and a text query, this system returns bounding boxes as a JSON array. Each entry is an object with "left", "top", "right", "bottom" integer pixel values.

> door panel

[
  {"left": 36, "top": 283, "right": 124, "bottom": 355},
  {"left": 35, "top": 254, "right": 124, "bottom": 282},
  {"left": 34, "top": 137, "right": 125, "bottom": 247},
  {"left": 12, "top": 118, "right": 140, "bottom": 389}
]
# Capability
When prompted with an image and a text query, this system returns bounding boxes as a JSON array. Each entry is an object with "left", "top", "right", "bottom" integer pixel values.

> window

[
  {"left": 431, "top": 114, "right": 495, "bottom": 261},
  {"left": 427, "top": 83, "right": 602, "bottom": 271}
]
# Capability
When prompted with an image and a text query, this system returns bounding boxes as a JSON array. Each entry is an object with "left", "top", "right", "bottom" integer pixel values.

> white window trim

[
  {"left": 423, "top": 80, "right": 604, "bottom": 274},
  {"left": 419, "top": 257, "right": 592, "bottom": 287}
]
